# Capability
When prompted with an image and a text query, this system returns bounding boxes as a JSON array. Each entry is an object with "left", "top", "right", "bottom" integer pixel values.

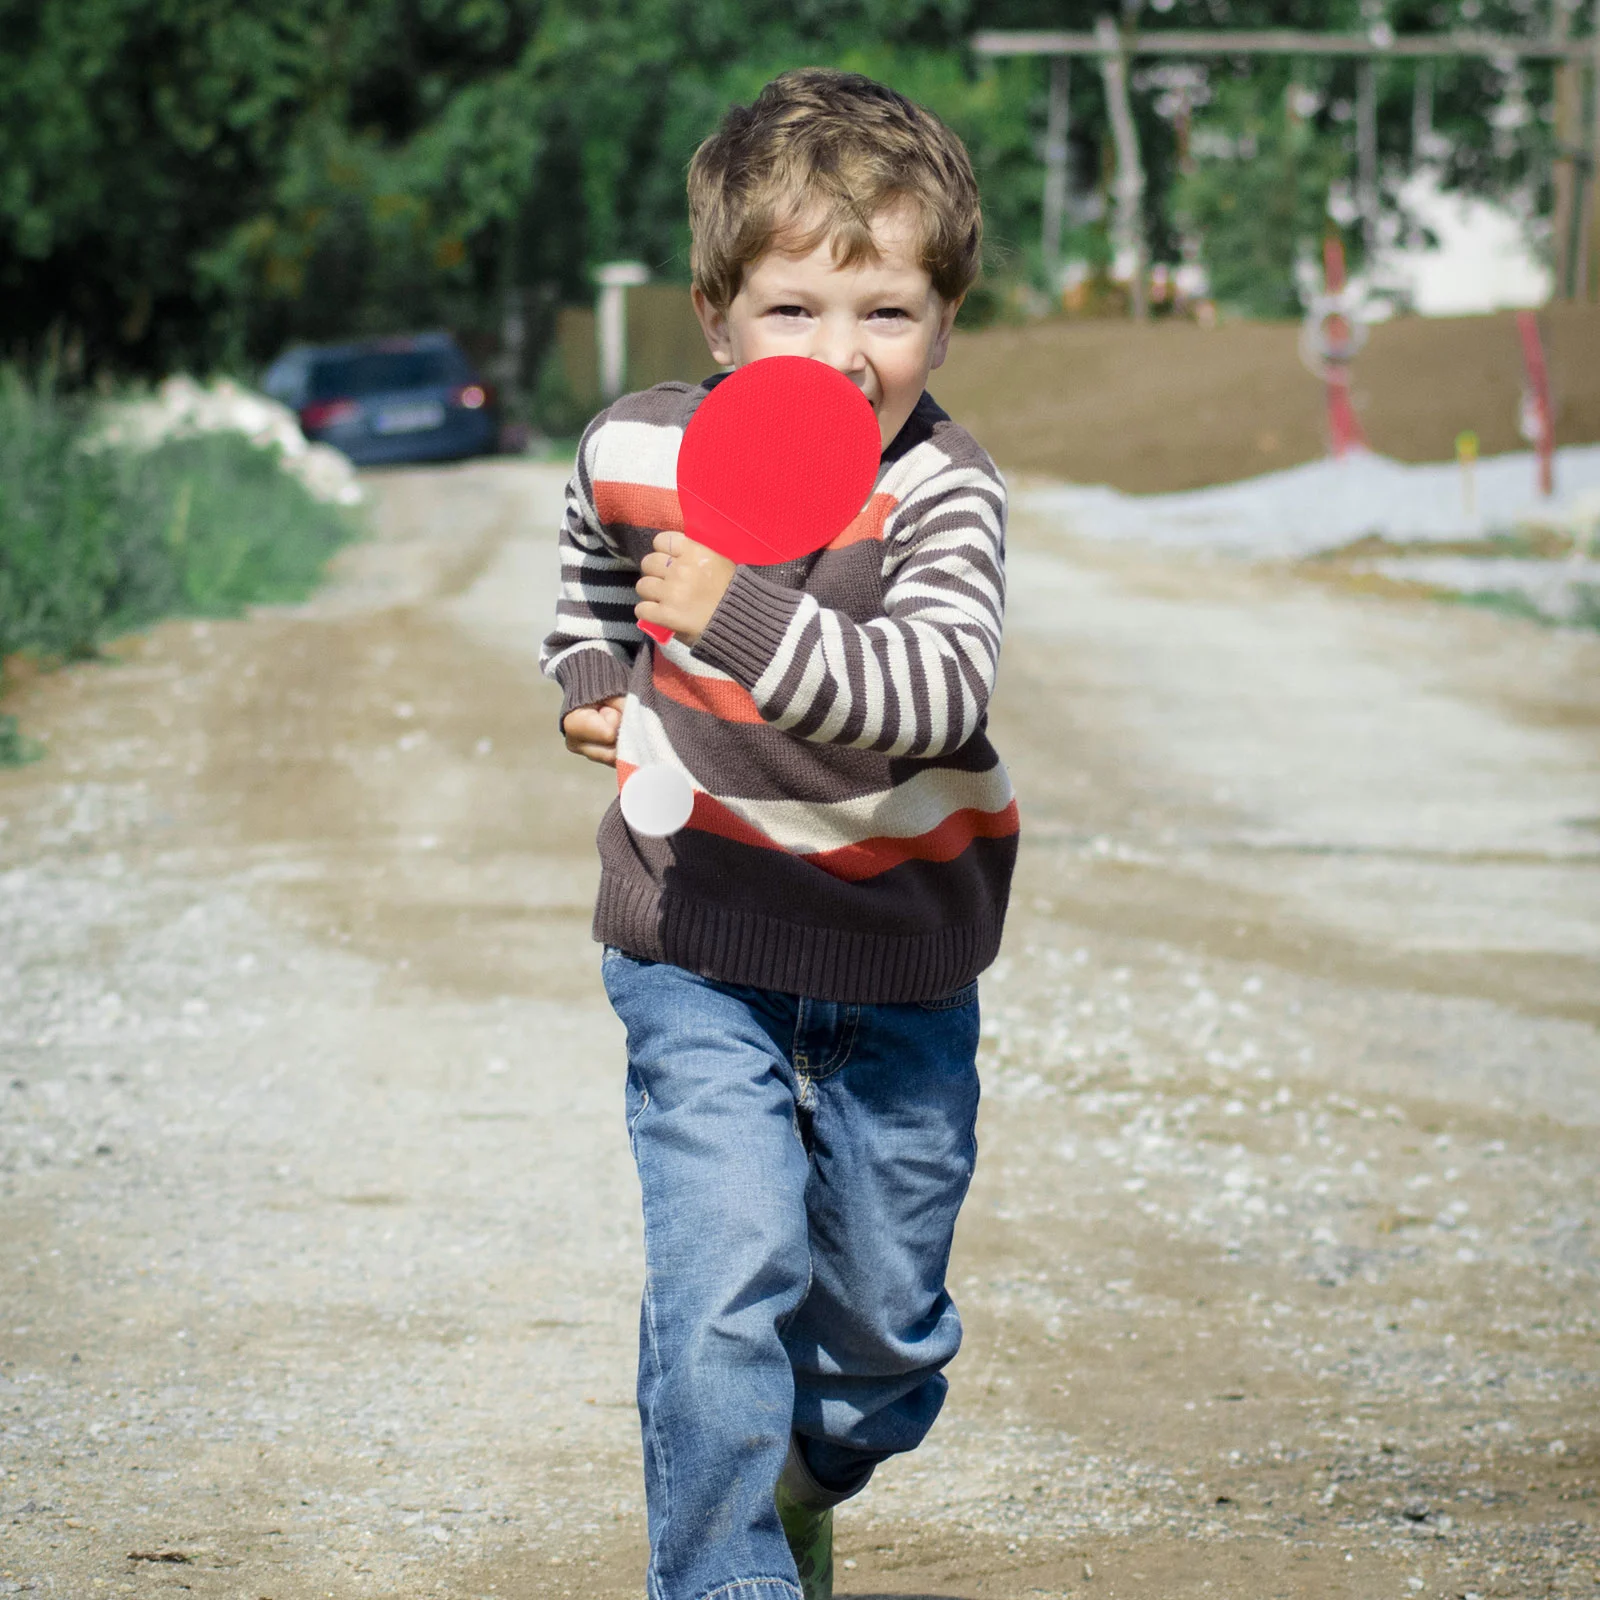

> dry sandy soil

[
  {"left": 2, "top": 460, "right": 1597, "bottom": 1600},
  {"left": 934, "top": 303, "right": 1600, "bottom": 493}
]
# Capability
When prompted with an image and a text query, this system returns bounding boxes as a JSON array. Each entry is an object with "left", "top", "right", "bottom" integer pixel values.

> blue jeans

[{"left": 601, "top": 948, "right": 982, "bottom": 1600}]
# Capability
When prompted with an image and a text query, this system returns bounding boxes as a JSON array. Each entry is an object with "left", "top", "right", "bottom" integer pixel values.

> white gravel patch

[{"left": 1018, "top": 445, "right": 1600, "bottom": 559}]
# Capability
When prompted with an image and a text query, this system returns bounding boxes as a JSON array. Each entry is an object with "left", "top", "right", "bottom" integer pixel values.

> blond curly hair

[{"left": 688, "top": 68, "right": 983, "bottom": 310}]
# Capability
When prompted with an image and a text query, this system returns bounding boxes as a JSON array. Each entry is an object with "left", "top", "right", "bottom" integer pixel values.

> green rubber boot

[
  {"left": 775, "top": 1440, "right": 836, "bottom": 1600},
  {"left": 775, "top": 1485, "right": 833, "bottom": 1600}
]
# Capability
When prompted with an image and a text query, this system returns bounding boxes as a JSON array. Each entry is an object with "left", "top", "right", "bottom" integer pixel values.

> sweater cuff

[
  {"left": 691, "top": 568, "right": 804, "bottom": 690},
  {"left": 553, "top": 648, "right": 632, "bottom": 727}
]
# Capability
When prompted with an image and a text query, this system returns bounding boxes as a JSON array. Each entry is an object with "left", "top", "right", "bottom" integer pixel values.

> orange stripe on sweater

[
  {"left": 651, "top": 653, "right": 766, "bottom": 724},
  {"left": 805, "top": 799, "right": 1020, "bottom": 881},
  {"left": 595, "top": 481, "right": 683, "bottom": 531},
  {"left": 827, "top": 492, "right": 896, "bottom": 550}
]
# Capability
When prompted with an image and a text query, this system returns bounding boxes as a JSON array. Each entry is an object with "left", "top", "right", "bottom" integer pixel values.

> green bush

[
  {"left": 0, "top": 367, "right": 356, "bottom": 761},
  {"left": 118, "top": 431, "right": 356, "bottom": 622},
  {"left": 0, "top": 372, "right": 125, "bottom": 661}
]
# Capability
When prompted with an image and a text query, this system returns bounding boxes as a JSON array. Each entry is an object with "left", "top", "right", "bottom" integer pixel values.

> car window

[
  {"left": 262, "top": 353, "right": 309, "bottom": 406},
  {"left": 307, "top": 349, "right": 467, "bottom": 399}
]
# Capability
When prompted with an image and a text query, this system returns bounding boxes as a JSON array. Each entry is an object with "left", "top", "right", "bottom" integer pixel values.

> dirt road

[{"left": 3, "top": 461, "right": 1597, "bottom": 1600}]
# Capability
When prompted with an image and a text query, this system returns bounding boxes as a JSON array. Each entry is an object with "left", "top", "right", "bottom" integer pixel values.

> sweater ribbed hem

[
  {"left": 593, "top": 869, "right": 1005, "bottom": 1005},
  {"left": 552, "top": 647, "right": 632, "bottom": 727},
  {"left": 691, "top": 569, "right": 804, "bottom": 689}
]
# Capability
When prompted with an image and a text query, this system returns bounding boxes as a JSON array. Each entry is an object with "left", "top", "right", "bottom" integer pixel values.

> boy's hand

[
  {"left": 562, "top": 695, "right": 627, "bottom": 767},
  {"left": 635, "top": 531, "right": 735, "bottom": 646}
]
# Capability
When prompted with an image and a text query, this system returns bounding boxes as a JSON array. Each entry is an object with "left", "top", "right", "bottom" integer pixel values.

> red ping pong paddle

[{"left": 638, "top": 355, "right": 881, "bottom": 644}]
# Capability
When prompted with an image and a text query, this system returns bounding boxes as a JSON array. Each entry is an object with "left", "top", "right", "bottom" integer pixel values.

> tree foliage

[{"left": 0, "top": 0, "right": 1573, "bottom": 376}]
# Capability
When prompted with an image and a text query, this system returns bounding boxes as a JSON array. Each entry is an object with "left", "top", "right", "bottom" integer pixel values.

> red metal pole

[
  {"left": 1515, "top": 309, "right": 1555, "bottom": 497},
  {"left": 1322, "top": 235, "right": 1368, "bottom": 459}
]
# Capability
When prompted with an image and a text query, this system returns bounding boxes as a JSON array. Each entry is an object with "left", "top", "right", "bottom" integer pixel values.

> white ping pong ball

[{"left": 620, "top": 763, "right": 695, "bottom": 838}]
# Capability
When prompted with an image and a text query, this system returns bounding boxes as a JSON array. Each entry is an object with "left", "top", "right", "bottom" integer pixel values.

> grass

[
  {"left": 0, "top": 367, "right": 357, "bottom": 763},
  {"left": 0, "top": 712, "right": 43, "bottom": 767},
  {"left": 1568, "top": 584, "right": 1600, "bottom": 632},
  {"left": 1318, "top": 527, "right": 1592, "bottom": 565},
  {"left": 1453, "top": 584, "right": 1600, "bottom": 633},
  {"left": 1454, "top": 588, "right": 1550, "bottom": 625}
]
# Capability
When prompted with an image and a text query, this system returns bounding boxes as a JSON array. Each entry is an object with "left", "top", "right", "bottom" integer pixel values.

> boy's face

[{"left": 692, "top": 203, "right": 961, "bottom": 450}]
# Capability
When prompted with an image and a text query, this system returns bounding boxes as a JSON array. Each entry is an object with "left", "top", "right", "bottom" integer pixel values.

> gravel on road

[{"left": 2, "top": 460, "right": 1596, "bottom": 1600}]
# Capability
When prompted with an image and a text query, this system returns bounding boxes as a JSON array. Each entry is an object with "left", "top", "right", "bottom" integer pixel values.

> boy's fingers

[
  {"left": 639, "top": 551, "right": 672, "bottom": 579},
  {"left": 635, "top": 575, "right": 666, "bottom": 604},
  {"left": 562, "top": 705, "right": 621, "bottom": 741}
]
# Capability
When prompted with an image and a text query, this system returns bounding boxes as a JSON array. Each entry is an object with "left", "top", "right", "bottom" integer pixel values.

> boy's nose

[{"left": 809, "top": 321, "right": 868, "bottom": 382}]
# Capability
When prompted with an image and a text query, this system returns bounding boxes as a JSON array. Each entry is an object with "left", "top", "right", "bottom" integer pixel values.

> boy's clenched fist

[{"left": 562, "top": 694, "right": 626, "bottom": 767}]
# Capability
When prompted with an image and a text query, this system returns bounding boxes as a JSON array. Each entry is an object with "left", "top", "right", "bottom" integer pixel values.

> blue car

[{"left": 263, "top": 333, "right": 500, "bottom": 466}]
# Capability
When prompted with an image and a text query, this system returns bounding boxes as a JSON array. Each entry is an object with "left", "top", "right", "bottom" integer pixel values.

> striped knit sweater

[{"left": 541, "top": 377, "right": 1018, "bottom": 1004}]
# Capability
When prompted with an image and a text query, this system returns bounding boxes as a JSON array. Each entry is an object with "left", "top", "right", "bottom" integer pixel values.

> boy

[{"left": 541, "top": 68, "right": 1016, "bottom": 1600}]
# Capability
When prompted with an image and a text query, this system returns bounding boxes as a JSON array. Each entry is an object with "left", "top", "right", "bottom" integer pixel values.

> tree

[{"left": 0, "top": 0, "right": 1573, "bottom": 377}]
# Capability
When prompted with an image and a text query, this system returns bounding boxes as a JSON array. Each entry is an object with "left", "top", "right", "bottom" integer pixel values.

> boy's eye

[
  {"left": 768, "top": 305, "right": 809, "bottom": 319},
  {"left": 869, "top": 307, "right": 910, "bottom": 322}
]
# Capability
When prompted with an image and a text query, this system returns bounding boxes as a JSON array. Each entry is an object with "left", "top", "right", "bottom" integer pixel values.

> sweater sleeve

[
  {"left": 539, "top": 409, "right": 642, "bottom": 722},
  {"left": 690, "top": 450, "right": 1006, "bottom": 759}
]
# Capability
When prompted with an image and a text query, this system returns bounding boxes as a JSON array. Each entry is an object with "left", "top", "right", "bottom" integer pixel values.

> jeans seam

[
  {"left": 695, "top": 1581, "right": 805, "bottom": 1600},
  {"left": 917, "top": 980, "right": 980, "bottom": 1012},
  {"left": 627, "top": 1087, "right": 651, "bottom": 1137},
  {"left": 805, "top": 1003, "right": 861, "bottom": 1083},
  {"left": 632, "top": 1096, "right": 676, "bottom": 1600}
]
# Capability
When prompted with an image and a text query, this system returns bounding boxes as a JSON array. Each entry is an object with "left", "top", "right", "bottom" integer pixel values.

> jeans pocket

[{"left": 917, "top": 979, "right": 980, "bottom": 1012}]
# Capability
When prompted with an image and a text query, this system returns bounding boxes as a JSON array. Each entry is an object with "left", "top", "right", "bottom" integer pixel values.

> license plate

[{"left": 373, "top": 402, "right": 445, "bottom": 435}]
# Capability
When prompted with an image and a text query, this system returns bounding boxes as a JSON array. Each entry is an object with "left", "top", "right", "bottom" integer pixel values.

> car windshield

[{"left": 308, "top": 348, "right": 465, "bottom": 399}]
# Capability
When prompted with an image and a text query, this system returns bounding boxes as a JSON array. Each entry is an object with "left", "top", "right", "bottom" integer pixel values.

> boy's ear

[
  {"left": 927, "top": 293, "right": 963, "bottom": 373},
  {"left": 691, "top": 286, "right": 735, "bottom": 367}
]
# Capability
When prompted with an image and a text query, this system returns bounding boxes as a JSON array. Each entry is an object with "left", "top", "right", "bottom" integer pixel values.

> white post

[{"left": 594, "top": 260, "right": 650, "bottom": 401}]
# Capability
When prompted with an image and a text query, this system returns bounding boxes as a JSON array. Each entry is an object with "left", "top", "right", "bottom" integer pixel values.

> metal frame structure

[
  {"left": 975, "top": 19, "right": 1600, "bottom": 312},
  {"left": 973, "top": 29, "right": 1593, "bottom": 60}
]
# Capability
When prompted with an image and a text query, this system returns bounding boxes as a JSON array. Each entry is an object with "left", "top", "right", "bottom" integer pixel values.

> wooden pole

[
  {"left": 1041, "top": 58, "right": 1071, "bottom": 296},
  {"left": 1096, "top": 15, "right": 1148, "bottom": 320},
  {"left": 1552, "top": 3, "right": 1579, "bottom": 298},
  {"left": 1357, "top": 59, "right": 1381, "bottom": 263},
  {"left": 1412, "top": 59, "right": 1434, "bottom": 157},
  {"left": 1589, "top": 0, "right": 1600, "bottom": 299}
]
